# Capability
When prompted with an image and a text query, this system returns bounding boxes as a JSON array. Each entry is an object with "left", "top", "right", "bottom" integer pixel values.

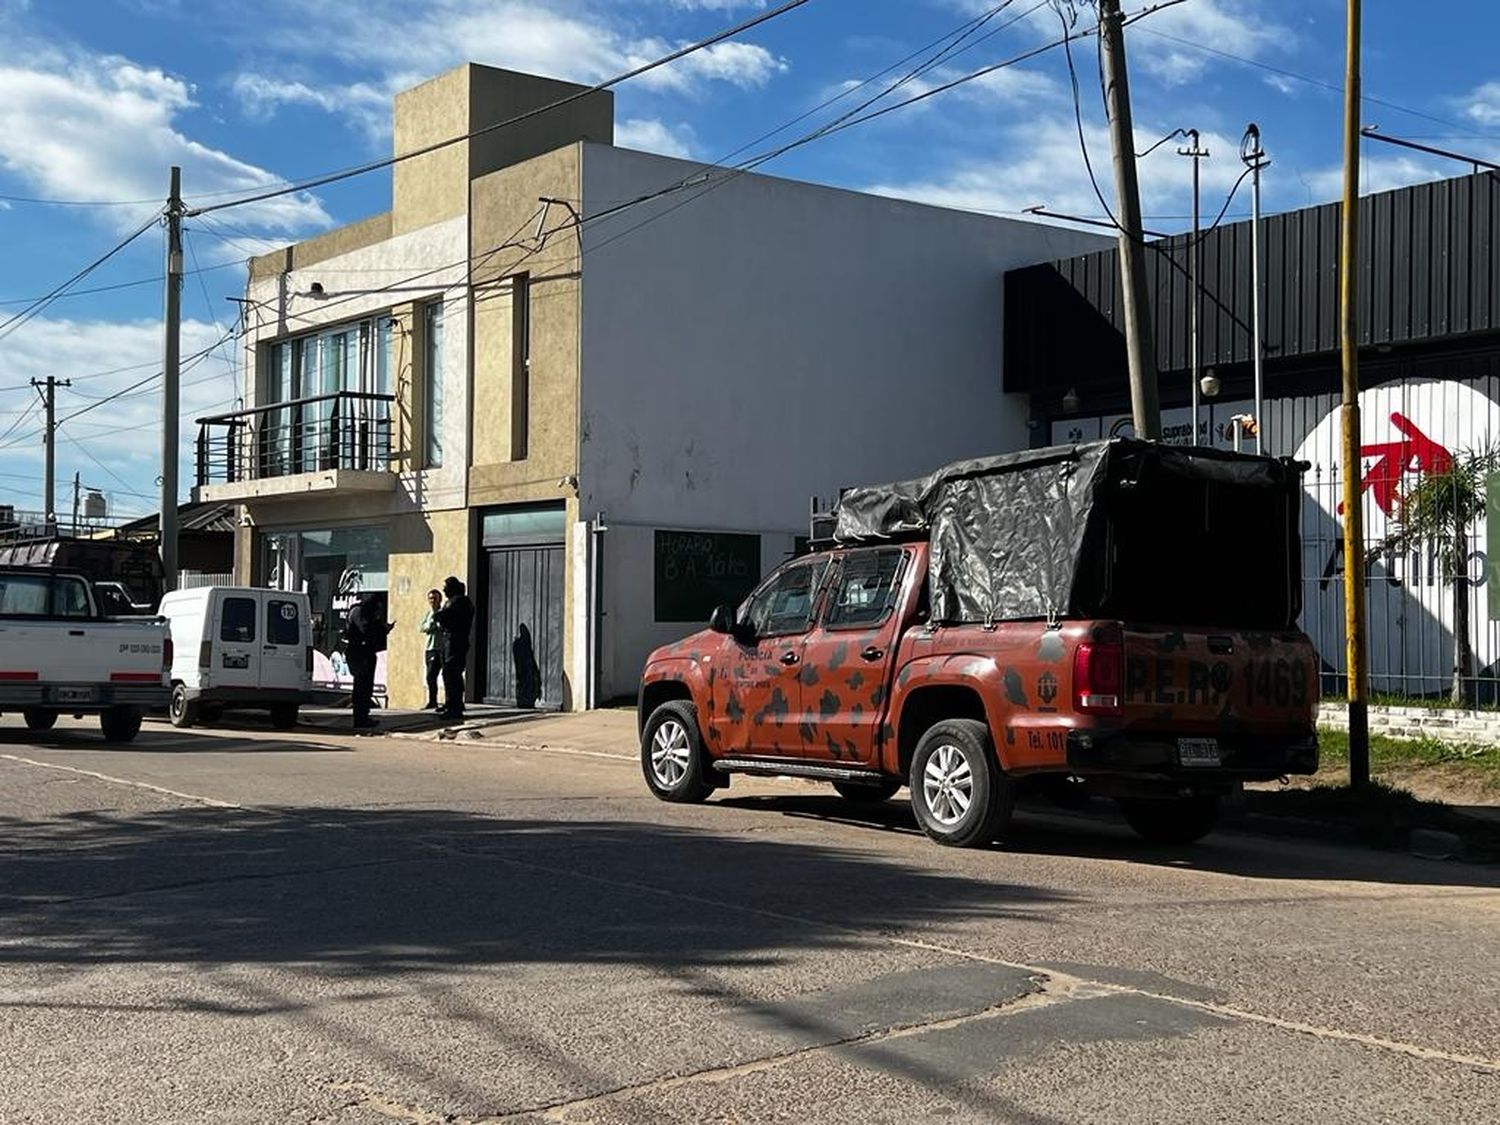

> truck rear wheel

[
  {"left": 909, "top": 719, "right": 1013, "bottom": 848},
  {"left": 100, "top": 706, "right": 143, "bottom": 743},
  {"left": 1120, "top": 795, "right": 1220, "bottom": 844},
  {"left": 641, "top": 701, "right": 714, "bottom": 804},
  {"left": 833, "top": 779, "right": 901, "bottom": 803},
  {"left": 22, "top": 708, "right": 57, "bottom": 732}
]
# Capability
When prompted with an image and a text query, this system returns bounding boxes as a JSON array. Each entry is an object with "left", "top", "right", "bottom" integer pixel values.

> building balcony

[{"left": 193, "top": 391, "right": 398, "bottom": 504}]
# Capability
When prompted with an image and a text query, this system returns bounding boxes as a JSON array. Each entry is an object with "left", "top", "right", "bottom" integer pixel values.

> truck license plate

[
  {"left": 1177, "top": 738, "right": 1221, "bottom": 767},
  {"left": 56, "top": 687, "right": 96, "bottom": 704}
]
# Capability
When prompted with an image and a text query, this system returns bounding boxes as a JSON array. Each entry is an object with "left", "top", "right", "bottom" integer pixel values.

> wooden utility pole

[
  {"left": 160, "top": 166, "right": 183, "bottom": 592},
  {"left": 1340, "top": 1, "right": 1370, "bottom": 786},
  {"left": 1098, "top": 0, "right": 1160, "bottom": 438},
  {"left": 31, "top": 376, "right": 71, "bottom": 532}
]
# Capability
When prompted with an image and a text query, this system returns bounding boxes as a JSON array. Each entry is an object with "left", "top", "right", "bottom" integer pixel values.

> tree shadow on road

[{"left": 0, "top": 803, "right": 1067, "bottom": 971}]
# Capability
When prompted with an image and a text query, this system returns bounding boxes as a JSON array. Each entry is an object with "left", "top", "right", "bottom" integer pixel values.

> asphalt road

[{"left": 2, "top": 714, "right": 1498, "bottom": 1124}]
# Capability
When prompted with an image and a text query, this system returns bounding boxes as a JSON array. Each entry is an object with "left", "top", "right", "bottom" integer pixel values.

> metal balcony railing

[{"left": 195, "top": 391, "right": 396, "bottom": 487}]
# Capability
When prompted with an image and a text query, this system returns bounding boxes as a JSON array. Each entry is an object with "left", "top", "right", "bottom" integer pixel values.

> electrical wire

[
  {"left": 187, "top": 0, "right": 815, "bottom": 219},
  {"left": 0, "top": 259, "right": 242, "bottom": 309},
  {"left": 0, "top": 214, "right": 160, "bottom": 344}
]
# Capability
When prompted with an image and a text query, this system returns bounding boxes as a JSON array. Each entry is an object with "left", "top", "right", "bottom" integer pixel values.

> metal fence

[{"left": 195, "top": 391, "right": 395, "bottom": 486}]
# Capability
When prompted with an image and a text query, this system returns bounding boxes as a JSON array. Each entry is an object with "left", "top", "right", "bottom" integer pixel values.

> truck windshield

[{"left": 1079, "top": 473, "right": 1297, "bottom": 630}]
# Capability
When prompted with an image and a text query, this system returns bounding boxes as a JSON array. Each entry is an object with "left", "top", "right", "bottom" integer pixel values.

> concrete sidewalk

[{"left": 389, "top": 705, "right": 639, "bottom": 753}]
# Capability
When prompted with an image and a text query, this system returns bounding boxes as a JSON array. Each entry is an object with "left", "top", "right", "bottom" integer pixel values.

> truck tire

[
  {"left": 269, "top": 703, "right": 299, "bottom": 730},
  {"left": 169, "top": 684, "right": 199, "bottom": 729},
  {"left": 641, "top": 701, "right": 714, "bottom": 804},
  {"left": 100, "top": 706, "right": 143, "bottom": 743},
  {"left": 909, "top": 719, "right": 1013, "bottom": 848},
  {"left": 1120, "top": 795, "right": 1220, "bottom": 844},
  {"left": 833, "top": 778, "right": 902, "bottom": 803},
  {"left": 22, "top": 708, "right": 57, "bottom": 732}
]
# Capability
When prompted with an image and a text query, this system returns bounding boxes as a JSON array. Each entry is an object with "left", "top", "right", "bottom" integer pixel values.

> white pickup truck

[{"left": 0, "top": 567, "right": 171, "bottom": 741}]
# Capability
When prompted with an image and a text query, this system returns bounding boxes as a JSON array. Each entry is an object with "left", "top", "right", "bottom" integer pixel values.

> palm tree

[{"left": 1377, "top": 448, "right": 1500, "bottom": 706}]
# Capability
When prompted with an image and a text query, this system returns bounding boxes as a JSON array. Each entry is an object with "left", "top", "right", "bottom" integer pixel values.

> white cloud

[
  {"left": 0, "top": 315, "right": 240, "bottom": 516},
  {"left": 1304, "top": 155, "right": 1461, "bottom": 202},
  {"left": 1459, "top": 80, "right": 1500, "bottom": 127},
  {"left": 615, "top": 118, "right": 696, "bottom": 159},
  {"left": 0, "top": 52, "right": 332, "bottom": 236},
  {"left": 230, "top": 1, "right": 791, "bottom": 134},
  {"left": 1127, "top": 1, "right": 1290, "bottom": 85},
  {"left": 866, "top": 117, "right": 1252, "bottom": 224}
]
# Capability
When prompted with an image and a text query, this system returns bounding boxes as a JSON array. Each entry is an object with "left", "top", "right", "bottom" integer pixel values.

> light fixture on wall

[
  {"left": 308, "top": 281, "right": 326, "bottom": 298},
  {"left": 1200, "top": 367, "right": 1221, "bottom": 398},
  {"left": 1061, "top": 387, "right": 1081, "bottom": 414}
]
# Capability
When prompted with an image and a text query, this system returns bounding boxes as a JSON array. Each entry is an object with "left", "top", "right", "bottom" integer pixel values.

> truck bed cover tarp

[{"left": 832, "top": 439, "right": 1302, "bottom": 623}]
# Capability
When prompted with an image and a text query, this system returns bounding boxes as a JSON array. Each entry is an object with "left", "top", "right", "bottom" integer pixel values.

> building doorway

[{"left": 480, "top": 505, "right": 565, "bottom": 709}]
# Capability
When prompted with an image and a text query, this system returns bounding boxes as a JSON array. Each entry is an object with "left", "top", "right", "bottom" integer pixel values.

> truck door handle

[
  {"left": 861, "top": 646, "right": 884, "bottom": 661},
  {"left": 1208, "top": 635, "right": 1234, "bottom": 655},
  {"left": 780, "top": 650, "right": 799, "bottom": 665}
]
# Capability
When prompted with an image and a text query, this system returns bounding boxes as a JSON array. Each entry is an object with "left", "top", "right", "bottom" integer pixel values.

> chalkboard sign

[{"left": 654, "top": 529, "right": 762, "bottom": 624}]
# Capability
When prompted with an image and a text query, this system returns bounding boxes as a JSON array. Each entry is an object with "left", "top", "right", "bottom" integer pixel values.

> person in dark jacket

[
  {"left": 344, "top": 593, "right": 393, "bottom": 729},
  {"left": 433, "top": 575, "right": 474, "bottom": 720}
]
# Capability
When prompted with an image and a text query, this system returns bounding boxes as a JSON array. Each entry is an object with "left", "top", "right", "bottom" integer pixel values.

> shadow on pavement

[
  {"left": 0, "top": 726, "right": 352, "bottom": 754},
  {"left": 0, "top": 804, "right": 1067, "bottom": 971},
  {"left": 716, "top": 792, "right": 1500, "bottom": 888}
]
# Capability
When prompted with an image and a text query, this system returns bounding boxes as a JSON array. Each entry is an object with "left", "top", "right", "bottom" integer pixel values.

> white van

[{"left": 158, "top": 587, "right": 312, "bottom": 728}]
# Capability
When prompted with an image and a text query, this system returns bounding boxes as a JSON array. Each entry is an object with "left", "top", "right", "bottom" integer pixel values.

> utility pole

[
  {"left": 1098, "top": 0, "right": 1160, "bottom": 438},
  {"left": 1179, "top": 129, "right": 1209, "bottom": 445},
  {"left": 71, "top": 472, "right": 80, "bottom": 536},
  {"left": 1241, "top": 125, "right": 1270, "bottom": 454},
  {"left": 31, "top": 376, "right": 71, "bottom": 533},
  {"left": 160, "top": 165, "right": 183, "bottom": 592},
  {"left": 1340, "top": 1, "right": 1370, "bottom": 787}
]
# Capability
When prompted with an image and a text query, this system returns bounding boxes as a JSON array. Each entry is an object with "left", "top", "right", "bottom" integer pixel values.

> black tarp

[{"left": 832, "top": 439, "right": 1304, "bottom": 625}]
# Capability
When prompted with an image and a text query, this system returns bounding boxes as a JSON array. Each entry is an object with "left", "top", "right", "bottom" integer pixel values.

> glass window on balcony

[{"left": 425, "top": 301, "right": 444, "bottom": 469}]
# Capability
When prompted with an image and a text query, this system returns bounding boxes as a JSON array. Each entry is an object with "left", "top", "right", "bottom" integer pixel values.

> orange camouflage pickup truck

[{"left": 638, "top": 440, "right": 1319, "bottom": 848}]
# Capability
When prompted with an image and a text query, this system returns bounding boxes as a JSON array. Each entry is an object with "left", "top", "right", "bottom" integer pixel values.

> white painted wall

[
  {"left": 241, "top": 214, "right": 471, "bottom": 516},
  {"left": 577, "top": 145, "right": 1110, "bottom": 699}
]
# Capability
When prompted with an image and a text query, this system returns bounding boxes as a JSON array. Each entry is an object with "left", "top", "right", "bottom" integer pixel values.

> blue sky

[{"left": 1, "top": 0, "right": 1497, "bottom": 517}]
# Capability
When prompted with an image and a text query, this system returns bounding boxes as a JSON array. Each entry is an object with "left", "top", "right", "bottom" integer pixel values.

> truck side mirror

[{"left": 708, "top": 605, "right": 736, "bottom": 634}]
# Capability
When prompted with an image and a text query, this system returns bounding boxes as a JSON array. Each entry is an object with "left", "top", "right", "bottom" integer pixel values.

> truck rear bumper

[
  {"left": 1066, "top": 730, "right": 1318, "bottom": 786},
  {"left": 0, "top": 683, "right": 169, "bottom": 712}
]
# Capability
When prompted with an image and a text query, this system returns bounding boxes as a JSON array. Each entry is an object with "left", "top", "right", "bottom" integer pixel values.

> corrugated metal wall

[{"left": 1006, "top": 171, "right": 1500, "bottom": 395}]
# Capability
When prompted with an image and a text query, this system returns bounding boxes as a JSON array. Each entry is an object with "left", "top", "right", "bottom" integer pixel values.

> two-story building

[{"left": 194, "top": 63, "right": 1106, "bottom": 711}]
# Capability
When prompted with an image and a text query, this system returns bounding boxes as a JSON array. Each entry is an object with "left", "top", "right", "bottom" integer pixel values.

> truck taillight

[
  {"left": 199, "top": 640, "right": 212, "bottom": 670},
  {"left": 305, "top": 645, "right": 313, "bottom": 675},
  {"left": 1073, "top": 642, "right": 1123, "bottom": 715},
  {"left": 163, "top": 637, "right": 173, "bottom": 669}
]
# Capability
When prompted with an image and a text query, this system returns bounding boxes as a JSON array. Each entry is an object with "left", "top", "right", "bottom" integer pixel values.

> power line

[
  {"left": 0, "top": 215, "right": 159, "bottom": 344},
  {"left": 188, "top": 0, "right": 815, "bottom": 219},
  {"left": 1137, "top": 27, "right": 1500, "bottom": 141},
  {"left": 0, "top": 258, "right": 241, "bottom": 309}
]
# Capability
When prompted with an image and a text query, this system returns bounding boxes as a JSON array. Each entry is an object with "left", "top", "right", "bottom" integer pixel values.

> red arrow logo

[{"left": 1338, "top": 412, "right": 1452, "bottom": 516}]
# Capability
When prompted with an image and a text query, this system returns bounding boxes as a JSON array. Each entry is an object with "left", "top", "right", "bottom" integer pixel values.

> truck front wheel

[
  {"left": 1120, "top": 795, "right": 1220, "bottom": 844},
  {"left": 909, "top": 719, "right": 1013, "bottom": 848},
  {"left": 641, "top": 701, "right": 714, "bottom": 804},
  {"left": 169, "top": 684, "right": 199, "bottom": 729},
  {"left": 100, "top": 706, "right": 143, "bottom": 743},
  {"left": 22, "top": 708, "right": 57, "bottom": 732}
]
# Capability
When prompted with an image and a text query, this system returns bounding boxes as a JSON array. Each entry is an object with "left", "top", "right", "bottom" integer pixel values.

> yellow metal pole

[{"left": 1340, "top": 0, "right": 1370, "bottom": 786}]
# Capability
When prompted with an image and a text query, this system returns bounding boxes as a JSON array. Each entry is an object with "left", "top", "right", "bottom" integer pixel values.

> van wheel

[
  {"left": 22, "top": 709, "right": 57, "bottom": 732},
  {"left": 833, "top": 778, "right": 902, "bottom": 803},
  {"left": 641, "top": 701, "right": 713, "bottom": 804},
  {"left": 169, "top": 684, "right": 199, "bottom": 728},
  {"left": 100, "top": 706, "right": 143, "bottom": 743},
  {"left": 269, "top": 703, "right": 299, "bottom": 730},
  {"left": 909, "top": 719, "right": 1013, "bottom": 848},
  {"left": 1120, "top": 795, "right": 1220, "bottom": 844}
]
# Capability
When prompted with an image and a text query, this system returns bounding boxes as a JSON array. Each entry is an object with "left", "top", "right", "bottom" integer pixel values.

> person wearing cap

[{"left": 433, "top": 575, "right": 475, "bottom": 720}]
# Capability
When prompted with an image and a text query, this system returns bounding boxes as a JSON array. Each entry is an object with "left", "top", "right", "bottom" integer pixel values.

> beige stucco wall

[{"left": 385, "top": 508, "right": 470, "bottom": 708}]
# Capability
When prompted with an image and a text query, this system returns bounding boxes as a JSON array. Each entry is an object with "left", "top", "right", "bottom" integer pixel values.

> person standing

[
  {"left": 418, "top": 588, "right": 443, "bottom": 709},
  {"left": 434, "top": 575, "right": 474, "bottom": 720},
  {"left": 344, "top": 593, "right": 393, "bottom": 730}
]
